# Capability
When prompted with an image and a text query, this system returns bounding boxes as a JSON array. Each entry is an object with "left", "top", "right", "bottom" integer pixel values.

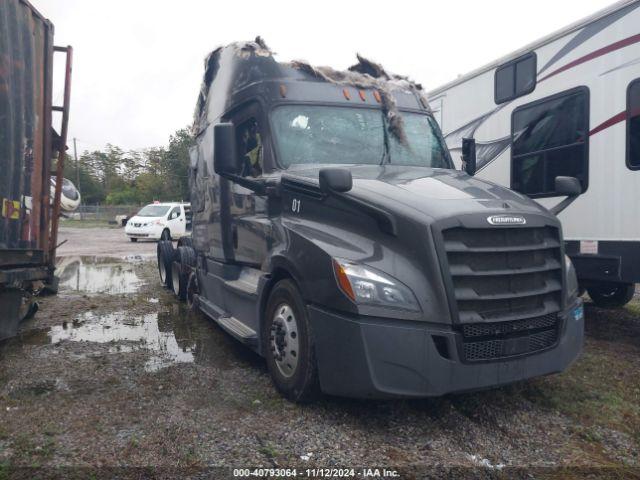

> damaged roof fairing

[{"left": 193, "top": 37, "right": 432, "bottom": 145}]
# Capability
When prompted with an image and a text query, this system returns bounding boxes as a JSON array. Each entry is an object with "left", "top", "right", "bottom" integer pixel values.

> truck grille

[
  {"left": 440, "top": 225, "right": 564, "bottom": 362},
  {"left": 441, "top": 225, "right": 563, "bottom": 323},
  {"left": 460, "top": 314, "right": 561, "bottom": 362}
]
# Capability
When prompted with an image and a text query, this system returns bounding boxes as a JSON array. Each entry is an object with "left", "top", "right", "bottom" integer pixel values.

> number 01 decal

[{"left": 291, "top": 198, "right": 301, "bottom": 213}]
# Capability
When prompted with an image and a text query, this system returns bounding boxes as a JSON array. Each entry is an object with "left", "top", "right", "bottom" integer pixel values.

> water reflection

[
  {"left": 11, "top": 306, "right": 262, "bottom": 372},
  {"left": 55, "top": 256, "right": 143, "bottom": 294}
]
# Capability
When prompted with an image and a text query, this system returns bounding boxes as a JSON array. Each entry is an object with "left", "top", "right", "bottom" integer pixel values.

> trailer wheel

[
  {"left": 263, "top": 279, "right": 320, "bottom": 403},
  {"left": 171, "top": 246, "right": 195, "bottom": 301},
  {"left": 157, "top": 240, "right": 175, "bottom": 288},
  {"left": 587, "top": 282, "right": 635, "bottom": 308}
]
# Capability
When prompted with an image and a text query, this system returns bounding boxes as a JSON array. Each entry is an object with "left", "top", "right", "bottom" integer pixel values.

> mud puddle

[
  {"left": 55, "top": 256, "right": 145, "bottom": 294},
  {"left": 14, "top": 306, "right": 262, "bottom": 372}
]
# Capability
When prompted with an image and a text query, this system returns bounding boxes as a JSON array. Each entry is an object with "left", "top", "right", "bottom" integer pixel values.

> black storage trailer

[
  {"left": 158, "top": 39, "right": 586, "bottom": 402},
  {"left": 0, "top": 0, "right": 72, "bottom": 339}
]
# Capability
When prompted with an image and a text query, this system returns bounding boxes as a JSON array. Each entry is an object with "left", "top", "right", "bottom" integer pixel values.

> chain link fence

[{"left": 65, "top": 205, "right": 142, "bottom": 225}]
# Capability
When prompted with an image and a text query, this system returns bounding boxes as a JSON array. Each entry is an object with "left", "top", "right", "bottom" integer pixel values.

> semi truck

[
  {"left": 0, "top": 0, "right": 72, "bottom": 339},
  {"left": 158, "top": 39, "right": 585, "bottom": 402},
  {"left": 428, "top": 0, "right": 640, "bottom": 308}
]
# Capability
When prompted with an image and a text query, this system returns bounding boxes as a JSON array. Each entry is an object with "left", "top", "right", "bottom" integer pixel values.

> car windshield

[
  {"left": 271, "top": 105, "right": 451, "bottom": 169},
  {"left": 137, "top": 205, "right": 170, "bottom": 217}
]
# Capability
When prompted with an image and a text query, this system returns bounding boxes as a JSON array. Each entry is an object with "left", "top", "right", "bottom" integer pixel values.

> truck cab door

[{"left": 226, "top": 105, "right": 272, "bottom": 267}]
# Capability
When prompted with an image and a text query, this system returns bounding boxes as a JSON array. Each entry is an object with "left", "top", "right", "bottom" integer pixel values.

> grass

[
  {"left": 258, "top": 440, "right": 280, "bottom": 460},
  {"left": 532, "top": 349, "right": 638, "bottom": 433}
]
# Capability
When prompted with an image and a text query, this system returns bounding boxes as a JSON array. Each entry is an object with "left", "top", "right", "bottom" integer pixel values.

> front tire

[
  {"left": 160, "top": 229, "right": 171, "bottom": 241},
  {"left": 587, "top": 282, "right": 635, "bottom": 308},
  {"left": 263, "top": 279, "right": 320, "bottom": 403}
]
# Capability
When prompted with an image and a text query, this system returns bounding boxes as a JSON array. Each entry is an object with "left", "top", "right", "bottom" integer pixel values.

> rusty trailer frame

[{"left": 0, "top": 0, "right": 72, "bottom": 339}]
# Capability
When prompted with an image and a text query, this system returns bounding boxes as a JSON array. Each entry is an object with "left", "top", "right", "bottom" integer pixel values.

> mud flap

[{"left": 0, "top": 289, "right": 22, "bottom": 341}]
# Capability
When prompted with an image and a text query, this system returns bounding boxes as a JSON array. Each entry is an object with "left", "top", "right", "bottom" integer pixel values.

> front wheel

[
  {"left": 587, "top": 282, "right": 635, "bottom": 308},
  {"left": 160, "top": 229, "right": 171, "bottom": 241},
  {"left": 263, "top": 279, "right": 320, "bottom": 403}
]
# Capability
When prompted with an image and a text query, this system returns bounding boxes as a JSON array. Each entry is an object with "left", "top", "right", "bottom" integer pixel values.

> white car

[{"left": 125, "top": 203, "right": 190, "bottom": 242}]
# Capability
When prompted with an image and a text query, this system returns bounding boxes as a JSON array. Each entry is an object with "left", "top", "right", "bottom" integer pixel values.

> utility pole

[
  {"left": 73, "top": 137, "right": 81, "bottom": 219},
  {"left": 73, "top": 137, "right": 79, "bottom": 190}
]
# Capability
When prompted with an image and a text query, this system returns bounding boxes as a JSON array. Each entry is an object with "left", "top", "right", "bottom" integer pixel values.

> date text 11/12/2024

[{"left": 233, "top": 468, "right": 400, "bottom": 478}]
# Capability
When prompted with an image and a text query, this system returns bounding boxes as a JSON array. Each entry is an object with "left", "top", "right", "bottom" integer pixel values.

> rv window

[
  {"left": 495, "top": 53, "right": 536, "bottom": 104},
  {"left": 628, "top": 79, "right": 640, "bottom": 170},
  {"left": 511, "top": 88, "right": 589, "bottom": 197}
]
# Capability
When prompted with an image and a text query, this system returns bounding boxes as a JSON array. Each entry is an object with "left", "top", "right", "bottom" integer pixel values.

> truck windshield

[
  {"left": 271, "top": 105, "right": 450, "bottom": 169},
  {"left": 137, "top": 205, "right": 170, "bottom": 217}
]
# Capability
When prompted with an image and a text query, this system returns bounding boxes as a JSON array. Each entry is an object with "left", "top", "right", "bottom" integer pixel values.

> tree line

[{"left": 61, "top": 128, "right": 193, "bottom": 205}]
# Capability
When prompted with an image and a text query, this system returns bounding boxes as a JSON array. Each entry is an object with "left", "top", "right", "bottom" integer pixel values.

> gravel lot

[{"left": 0, "top": 226, "right": 639, "bottom": 478}]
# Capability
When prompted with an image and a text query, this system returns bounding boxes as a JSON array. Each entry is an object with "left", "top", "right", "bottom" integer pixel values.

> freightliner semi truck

[{"left": 157, "top": 39, "right": 585, "bottom": 402}]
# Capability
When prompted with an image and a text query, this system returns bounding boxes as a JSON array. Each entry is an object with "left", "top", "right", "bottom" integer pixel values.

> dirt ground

[
  {"left": 0, "top": 226, "right": 639, "bottom": 478},
  {"left": 56, "top": 225, "right": 159, "bottom": 257}
]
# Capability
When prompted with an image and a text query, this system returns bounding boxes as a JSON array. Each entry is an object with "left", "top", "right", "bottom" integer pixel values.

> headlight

[
  {"left": 153, "top": 220, "right": 165, "bottom": 226},
  {"left": 565, "top": 255, "right": 579, "bottom": 301},
  {"left": 333, "top": 259, "right": 420, "bottom": 312}
]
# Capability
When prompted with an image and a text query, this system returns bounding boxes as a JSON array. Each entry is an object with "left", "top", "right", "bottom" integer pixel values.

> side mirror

[
  {"left": 319, "top": 168, "right": 353, "bottom": 194},
  {"left": 214, "top": 123, "right": 238, "bottom": 176},
  {"left": 554, "top": 176, "right": 582, "bottom": 196},
  {"left": 461, "top": 138, "right": 477, "bottom": 176},
  {"left": 549, "top": 176, "right": 583, "bottom": 216}
]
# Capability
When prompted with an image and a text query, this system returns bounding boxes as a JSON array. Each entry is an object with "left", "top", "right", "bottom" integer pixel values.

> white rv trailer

[{"left": 428, "top": 0, "right": 640, "bottom": 307}]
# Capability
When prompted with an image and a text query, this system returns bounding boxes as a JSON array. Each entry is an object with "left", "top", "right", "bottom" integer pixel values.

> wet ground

[
  {"left": 57, "top": 226, "right": 158, "bottom": 257},
  {"left": 0, "top": 226, "right": 639, "bottom": 477}
]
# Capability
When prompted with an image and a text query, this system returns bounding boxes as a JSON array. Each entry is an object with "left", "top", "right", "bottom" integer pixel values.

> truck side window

[
  {"left": 169, "top": 207, "right": 180, "bottom": 219},
  {"left": 236, "top": 118, "right": 263, "bottom": 178},
  {"left": 511, "top": 87, "right": 589, "bottom": 197},
  {"left": 495, "top": 52, "right": 536, "bottom": 104},
  {"left": 628, "top": 78, "right": 640, "bottom": 170}
]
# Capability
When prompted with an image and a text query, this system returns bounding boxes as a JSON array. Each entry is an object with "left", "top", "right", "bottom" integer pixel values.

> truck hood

[{"left": 282, "top": 164, "right": 549, "bottom": 222}]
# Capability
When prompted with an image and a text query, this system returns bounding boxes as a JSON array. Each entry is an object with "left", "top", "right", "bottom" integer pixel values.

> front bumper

[
  {"left": 308, "top": 299, "right": 584, "bottom": 399},
  {"left": 125, "top": 226, "right": 163, "bottom": 240}
]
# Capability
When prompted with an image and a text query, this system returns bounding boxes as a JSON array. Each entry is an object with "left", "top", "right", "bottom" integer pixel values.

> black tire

[
  {"left": 171, "top": 247, "right": 196, "bottom": 301},
  {"left": 157, "top": 240, "right": 175, "bottom": 288},
  {"left": 160, "top": 229, "right": 171, "bottom": 241},
  {"left": 186, "top": 272, "right": 199, "bottom": 311},
  {"left": 587, "top": 282, "right": 635, "bottom": 308},
  {"left": 262, "top": 279, "right": 320, "bottom": 403},
  {"left": 177, "top": 236, "right": 193, "bottom": 249},
  {"left": 130, "top": 237, "right": 138, "bottom": 243},
  {"left": 171, "top": 246, "right": 196, "bottom": 301}
]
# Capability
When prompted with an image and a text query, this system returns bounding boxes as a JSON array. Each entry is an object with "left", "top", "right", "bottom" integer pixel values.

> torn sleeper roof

[{"left": 194, "top": 37, "right": 431, "bottom": 145}]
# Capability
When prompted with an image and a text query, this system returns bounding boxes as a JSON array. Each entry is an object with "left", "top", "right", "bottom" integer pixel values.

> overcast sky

[{"left": 37, "top": 0, "right": 615, "bottom": 153}]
